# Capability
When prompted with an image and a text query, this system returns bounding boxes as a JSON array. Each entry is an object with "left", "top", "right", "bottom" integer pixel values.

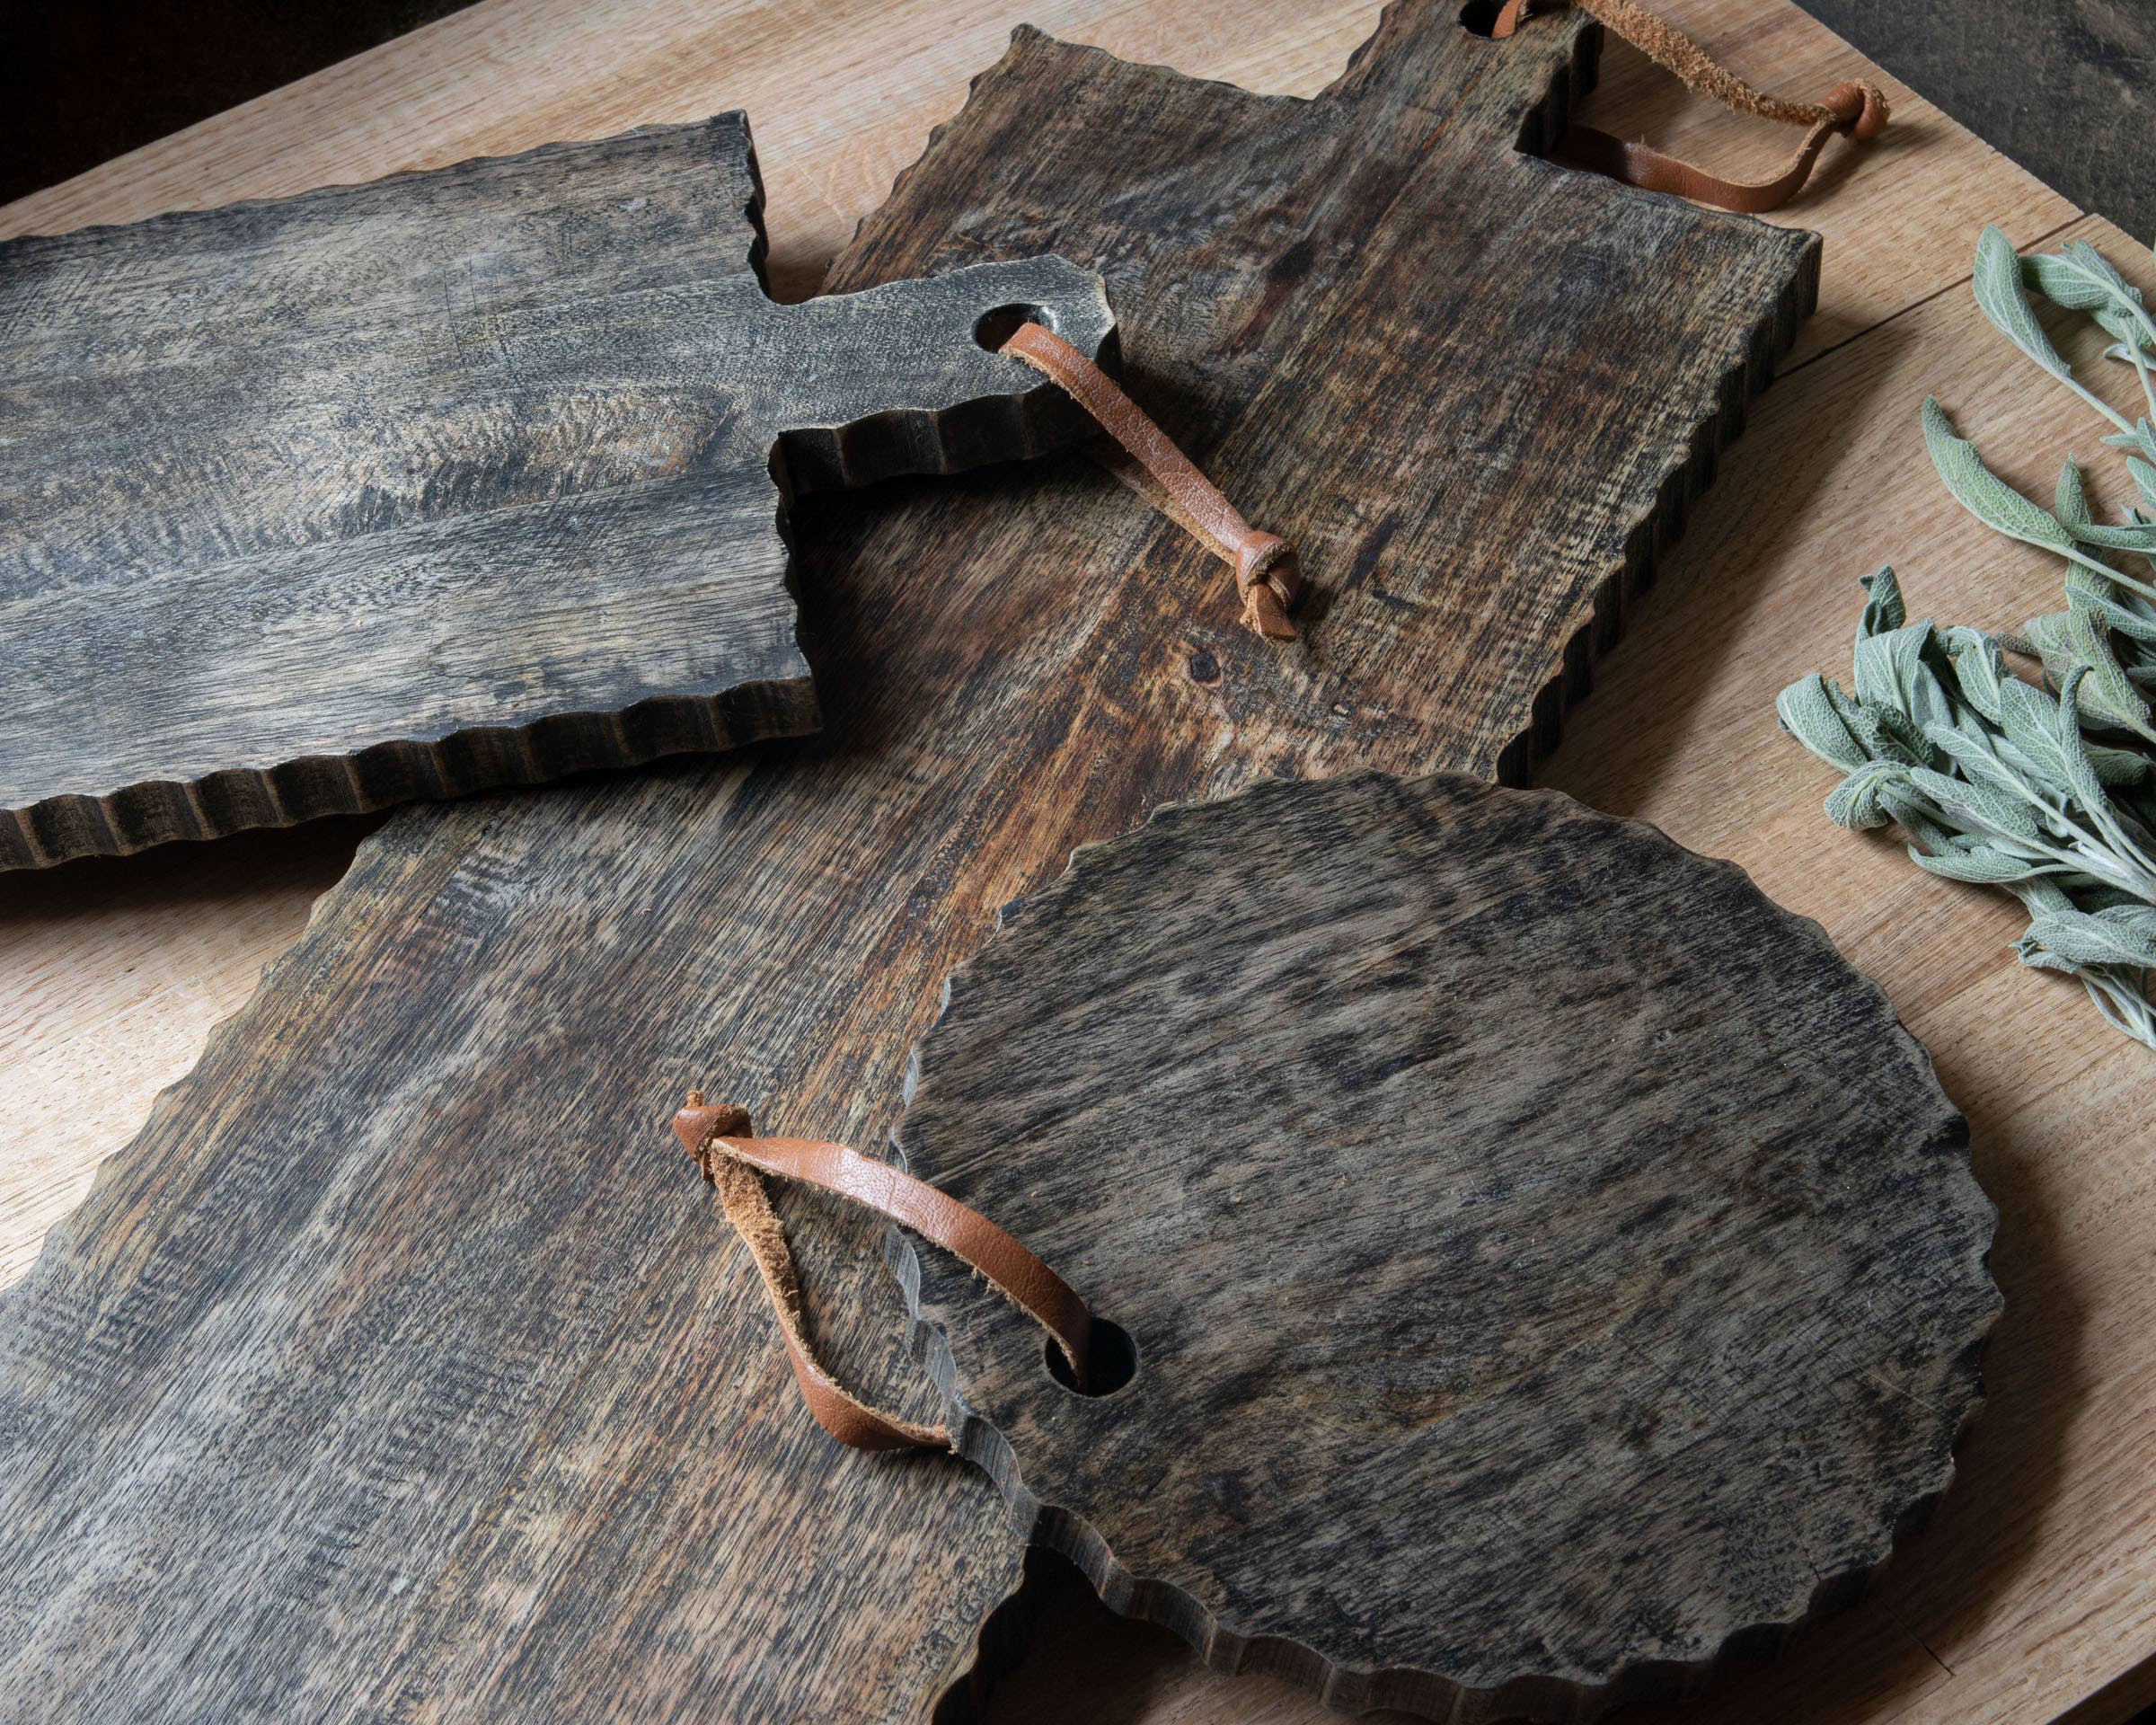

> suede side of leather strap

[
  {"left": 674, "top": 1099, "right": 1094, "bottom": 1452},
  {"left": 999, "top": 321, "right": 1303, "bottom": 640},
  {"left": 697, "top": 1110, "right": 948, "bottom": 1451},
  {"left": 1492, "top": 0, "right": 1889, "bottom": 216}
]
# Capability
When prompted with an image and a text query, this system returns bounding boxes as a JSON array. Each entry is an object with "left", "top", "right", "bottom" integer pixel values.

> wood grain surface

[
  {"left": 988, "top": 214, "right": 2156, "bottom": 1725},
  {"left": 894, "top": 768, "right": 1999, "bottom": 1717},
  {"left": 0, "top": 792, "right": 1045, "bottom": 1725},
  {"left": 1, "top": 1, "right": 2148, "bottom": 1724},
  {"left": 0, "top": 2, "right": 1832, "bottom": 1719},
  {"left": 0, "top": 116, "right": 1112, "bottom": 868}
]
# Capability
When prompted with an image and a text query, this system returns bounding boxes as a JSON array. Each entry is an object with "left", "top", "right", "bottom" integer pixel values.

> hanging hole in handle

[
  {"left": 1046, "top": 1316, "right": 1139, "bottom": 1397},
  {"left": 1458, "top": 0, "right": 1505, "bottom": 35},
  {"left": 976, "top": 302, "right": 1055, "bottom": 351}
]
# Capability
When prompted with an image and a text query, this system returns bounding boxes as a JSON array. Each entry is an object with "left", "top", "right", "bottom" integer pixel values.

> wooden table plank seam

[{"left": 1776, "top": 210, "right": 2087, "bottom": 381}]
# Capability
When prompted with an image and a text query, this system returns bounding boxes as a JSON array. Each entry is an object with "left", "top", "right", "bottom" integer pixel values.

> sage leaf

[
  {"left": 2062, "top": 607, "right": 2152, "bottom": 731},
  {"left": 1943, "top": 626, "right": 2010, "bottom": 721},
  {"left": 1908, "top": 764, "right": 2043, "bottom": 842},
  {"left": 1924, "top": 721, "right": 2031, "bottom": 800},
  {"left": 1855, "top": 621, "right": 1953, "bottom": 731},
  {"left": 2052, "top": 666, "right": 2111, "bottom": 812},
  {"left": 2026, "top": 240, "right": 2143, "bottom": 314},
  {"left": 2090, "top": 741, "right": 2155, "bottom": 784},
  {"left": 1911, "top": 845, "right": 2056, "bottom": 884},
  {"left": 1776, "top": 673, "right": 1870, "bottom": 772},
  {"left": 1862, "top": 700, "right": 1940, "bottom": 768},
  {"left": 2010, "top": 876, "right": 2078, "bottom": 918},
  {"left": 1976, "top": 225, "right": 2072, "bottom": 382},
  {"left": 2080, "top": 969, "right": 2156, "bottom": 1044},
  {"left": 2057, "top": 456, "right": 2094, "bottom": 527},
  {"left": 1859, "top": 566, "right": 1906, "bottom": 636},
  {"left": 1996, "top": 675, "right": 2064, "bottom": 765},
  {"left": 2021, "top": 905, "right": 2156, "bottom": 968},
  {"left": 1825, "top": 760, "right": 1902, "bottom": 829},
  {"left": 2027, "top": 240, "right": 2155, "bottom": 354},
  {"left": 2063, "top": 518, "right": 2156, "bottom": 552},
  {"left": 2064, "top": 567, "right": 2156, "bottom": 639},
  {"left": 2015, "top": 942, "right": 2084, "bottom": 976},
  {"left": 1923, "top": 398, "right": 2076, "bottom": 554},
  {"left": 2101, "top": 419, "right": 2156, "bottom": 464}
]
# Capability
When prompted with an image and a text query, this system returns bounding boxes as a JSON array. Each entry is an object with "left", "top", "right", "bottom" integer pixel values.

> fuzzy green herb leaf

[
  {"left": 1776, "top": 673, "right": 1871, "bottom": 773},
  {"left": 1922, "top": 398, "right": 2077, "bottom": 553},
  {"left": 1976, "top": 225, "right": 2071, "bottom": 380},
  {"left": 1783, "top": 229, "right": 2156, "bottom": 1051}
]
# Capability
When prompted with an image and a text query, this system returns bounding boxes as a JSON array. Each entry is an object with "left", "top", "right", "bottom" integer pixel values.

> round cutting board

[{"left": 892, "top": 771, "right": 1999, "bottom": 1719}]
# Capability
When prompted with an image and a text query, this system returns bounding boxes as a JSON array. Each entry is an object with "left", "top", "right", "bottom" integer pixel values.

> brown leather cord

[
  {"left": 674, "top": 1095, "right": 1093, "bottom": 1453},
  {"left": 999, "top": 322, "right": 1303, "bottom": 640},
  {"left": 1492, "top": 0, "right": 1889, "bottom": 214}
]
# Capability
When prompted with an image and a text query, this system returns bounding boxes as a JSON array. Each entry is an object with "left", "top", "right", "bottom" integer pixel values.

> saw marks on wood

[
  {"left": 0, "top": 4, "right": 1823, "bottom": 1719},
  {"left": 0, "top": 114, "right": 1111, "bottom": 868},
  {"left": 0, "top": 0, "right": 2134, "bottom": 1723},
  {"left": 894, "top": 770, "right": 2001, "bottom": 1719},
  {"left": 0, "top": 781, "right": 1032, "bottom": 1724}
]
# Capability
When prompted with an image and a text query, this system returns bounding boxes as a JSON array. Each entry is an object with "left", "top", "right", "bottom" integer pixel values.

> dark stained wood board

[
  {"left": 0, "top": 116, "right": 1113, "bottom": 869},
  {"left": 893, "top": 769, "right": 2001, "bottom": 1719},
  {"left": 0, "top": 4, "right": 1826, "bottom": 1719}
]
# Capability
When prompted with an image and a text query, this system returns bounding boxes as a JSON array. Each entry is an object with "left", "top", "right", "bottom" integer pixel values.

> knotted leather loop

[
  {"left": 1000, "top": 321, "right": 1303, "bottom": 640},
  {"left": 1492, "top": 0, "right": 1891, "bottom": 215},
  {"left": 674, "top": 1095, "right": 1093, "bottom": 1452}
]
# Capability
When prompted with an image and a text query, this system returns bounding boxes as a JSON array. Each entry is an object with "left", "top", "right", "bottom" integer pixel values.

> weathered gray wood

[
  {"left": 0, "top": 5, "right": 1829, "bottom": 1720},
  {"left": 0, "top": 790, "right": 1033, "bottom": 1724},
  {"left": 0, "top": 115, "right": 1112, "bottom": 868},
  {"left": 896, "top": 770, "right": 2001, "bottom": 1720}
]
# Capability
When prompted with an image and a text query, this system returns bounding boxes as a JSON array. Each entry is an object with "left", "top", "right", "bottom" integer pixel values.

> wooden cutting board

[
  {"left": 0, "top": 4, "right": 1822, "bottom": 1719},
  {"left": 894, "top": 769, "right": 2000, "bottom": 1716},
  {"left": 0, "top": 115, "right": 1111, "bottom": 870}
]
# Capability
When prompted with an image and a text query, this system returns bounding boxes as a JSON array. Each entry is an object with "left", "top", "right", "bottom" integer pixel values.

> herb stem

[
  {"left": 2127, "top": 342, "right": 2156, "bottom": 429},
  {"left": 2063, "top": 371, "right": 2137, "bottom": 437},
  {"left": 2063, "top": 542, "right": 2156, "bottom": 602}
]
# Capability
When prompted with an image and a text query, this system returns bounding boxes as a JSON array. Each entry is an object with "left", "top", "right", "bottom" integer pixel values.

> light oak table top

[{"left": 3, "top": 1, "right": 2149, "bottom": 1721}]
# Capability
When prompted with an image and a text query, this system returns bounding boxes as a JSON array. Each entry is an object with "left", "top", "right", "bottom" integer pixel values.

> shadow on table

[{"left": 1544, "top": 321, "right": 2097, "bottom": 1717}]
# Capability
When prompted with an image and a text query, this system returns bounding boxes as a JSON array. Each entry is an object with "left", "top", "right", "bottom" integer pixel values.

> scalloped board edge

[
  {"left": 890, "top": 772, "right": 2001, "bottom": 1721},
  {"left": 0, "top": 117, "right": 1114, "bottom": 868}
]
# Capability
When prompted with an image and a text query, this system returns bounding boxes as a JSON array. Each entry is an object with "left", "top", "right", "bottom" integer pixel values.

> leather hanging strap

[
  {"left": 673, "top": 1095, "right": 1093, "bottom": 1452},
  {"left": 1000, "top": 321, "right": 1303, "bottom": 640},
  {"left": 1493, "top": 0, "right": 1890, "bottom": 215}
]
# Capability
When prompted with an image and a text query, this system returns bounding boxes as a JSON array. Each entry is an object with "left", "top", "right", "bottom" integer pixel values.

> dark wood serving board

[
  {"left": 0, "top": 4, "right": 1826, "bottom": 1720},
  {"left": 0, "top": 116, "right": 1112, "bottom": 869},
  {"left": 895, "top": 769, "right": 2001, "bottom": 1717}
]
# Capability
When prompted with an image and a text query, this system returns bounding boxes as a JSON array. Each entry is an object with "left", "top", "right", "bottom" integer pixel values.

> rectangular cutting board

[{"left": 0, "top": 116, "right": 1110, "bottom": 869}]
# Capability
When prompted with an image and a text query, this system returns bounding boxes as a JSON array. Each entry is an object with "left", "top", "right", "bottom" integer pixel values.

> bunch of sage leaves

[{"left": 1778, "top": 226, "right": 2156, "bottom": 1049}]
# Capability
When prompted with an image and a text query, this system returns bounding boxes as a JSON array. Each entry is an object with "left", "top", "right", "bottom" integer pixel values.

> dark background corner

[
  {"left": 2, "top": 1, "right": 2152, "bottom": 239},
  {"left": 1, "top": 0, "right": 481, "bottom": 208}
]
